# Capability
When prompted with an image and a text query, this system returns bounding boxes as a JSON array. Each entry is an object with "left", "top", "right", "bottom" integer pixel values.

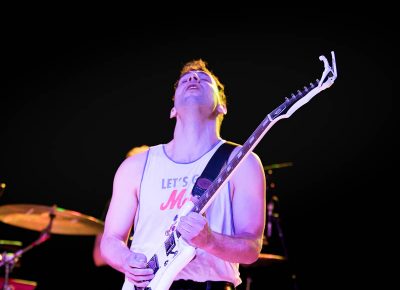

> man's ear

[
  {"left": 216, "top": 104, "right": 227, "bottom": 115},
  {"left": 170, "top": 107, "right": 177, "bottom": 118}
]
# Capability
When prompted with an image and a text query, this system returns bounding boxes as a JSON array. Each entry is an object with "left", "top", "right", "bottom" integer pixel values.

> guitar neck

[{"left": 191, "top": 78, "right": 321, "bottom": 215}]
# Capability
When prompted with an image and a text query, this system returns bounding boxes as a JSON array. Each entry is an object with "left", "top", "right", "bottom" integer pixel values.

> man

[{"left": 101, "top": 59, "right": 266, "bottom": 290}]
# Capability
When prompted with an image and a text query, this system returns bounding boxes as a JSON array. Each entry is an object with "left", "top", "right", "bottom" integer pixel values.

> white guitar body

[
  {"left": 144, "top": 242, "right": 195, "bottom": 290},
  {"left": 122, "top": 201, "right": 197, "bottom": 290},
  {"left": 121, "top": 51, "right": 338, "bottom": 290}
]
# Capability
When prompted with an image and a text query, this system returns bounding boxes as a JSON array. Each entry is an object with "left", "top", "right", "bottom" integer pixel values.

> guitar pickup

[
  {"left": 164, "top": 233, "right": 176, "bottom": 256},
  {"left": 147, "top": 255, "right": 159, "bottom": 275}
]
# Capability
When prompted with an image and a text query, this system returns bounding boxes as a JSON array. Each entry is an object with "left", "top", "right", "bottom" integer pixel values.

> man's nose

[{"left": 188, "top": 72, "right": 200, "bottom": 82}]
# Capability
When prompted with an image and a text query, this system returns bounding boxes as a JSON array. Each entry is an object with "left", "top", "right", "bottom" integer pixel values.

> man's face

[{"left": 174, "top": 70, "right": 219, "bottom": 108}]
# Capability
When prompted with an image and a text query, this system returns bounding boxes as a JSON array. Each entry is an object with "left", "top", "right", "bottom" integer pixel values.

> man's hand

[
  {"left": 177, "top": 212, "right": 212, "bottom": 249},
  {"left": 123, "top": 252, "right": 154, "bottom": 287}
]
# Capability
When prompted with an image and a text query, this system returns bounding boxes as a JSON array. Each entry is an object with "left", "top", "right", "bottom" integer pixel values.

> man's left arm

[{"left": 178, "top": 152, "right": 266, "bottom": 264}]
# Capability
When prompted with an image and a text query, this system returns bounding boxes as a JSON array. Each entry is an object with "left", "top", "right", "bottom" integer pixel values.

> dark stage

[{"left": 1, "top": 11, "right": 394, "bottom": 290}]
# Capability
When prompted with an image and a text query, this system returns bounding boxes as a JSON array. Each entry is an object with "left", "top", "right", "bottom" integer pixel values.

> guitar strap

[{"left": 191, "top": 141, "right": 237, "bottom": 198}]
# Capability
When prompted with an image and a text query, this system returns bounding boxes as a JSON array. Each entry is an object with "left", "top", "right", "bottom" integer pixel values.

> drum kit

[{"left": 0, "top": 203, "right": 104, "bottom": 290}]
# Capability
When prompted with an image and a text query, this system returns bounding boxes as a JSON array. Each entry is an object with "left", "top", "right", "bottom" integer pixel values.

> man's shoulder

[{"left": 119, "top": 149, "right": 150, "bottom": 172}]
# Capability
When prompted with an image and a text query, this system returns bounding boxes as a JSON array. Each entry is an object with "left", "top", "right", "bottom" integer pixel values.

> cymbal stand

[
  {"left": 0, "top": 183, "right": 6, "bottom": 200},
  {"left": 0, "top": 205, "right": 56, "bottom": 290},
  {"left": 269, "top": 195, "right": 299, "bottom": 290},
  {"left": 265, "top": 169, "right": 299, "bottom": 290}
]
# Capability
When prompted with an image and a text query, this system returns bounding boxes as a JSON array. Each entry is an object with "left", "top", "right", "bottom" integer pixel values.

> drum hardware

[
  {"left": 245, "top": 161, "right": 299, "bottom": 290},
  {"left": 0, "top": 203, "right": 104, "bottom": 289},
  {"left": 0, "top": 183, "right": 6, "bottom": 199},
  {"left": 0, "top": 205, "right": 56, "bottom": 290}
]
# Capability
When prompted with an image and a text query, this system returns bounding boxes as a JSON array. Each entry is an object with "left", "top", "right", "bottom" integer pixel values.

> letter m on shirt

[{"left": 160, "top": 189, "right": 189, "bottom": 210}]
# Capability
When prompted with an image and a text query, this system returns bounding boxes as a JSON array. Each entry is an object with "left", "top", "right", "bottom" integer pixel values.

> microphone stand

[{"left": 0, "top": 205, "right": 56, "bottom": 290}]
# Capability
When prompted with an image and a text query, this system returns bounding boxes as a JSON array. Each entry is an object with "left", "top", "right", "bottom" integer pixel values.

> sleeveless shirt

[{"left": 124, "top": 140, "right": 241, "bottom": 288}]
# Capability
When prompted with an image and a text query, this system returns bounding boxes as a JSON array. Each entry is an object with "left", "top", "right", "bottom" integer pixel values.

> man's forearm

[
  {"left": 100, "top": 235, "right": 131, "bottom": 273},
  {"left": 203, "top": 231, "right": 262, "bottom": 264}
]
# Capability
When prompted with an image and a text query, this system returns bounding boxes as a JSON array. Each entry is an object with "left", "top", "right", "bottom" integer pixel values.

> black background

[{"left": 1, "top": 10, "right": 394, "bottom": 290}]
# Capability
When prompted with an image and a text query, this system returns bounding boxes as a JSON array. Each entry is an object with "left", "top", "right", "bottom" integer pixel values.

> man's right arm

[
  {"left": 100, "top": 156, "right": 140, "bottom": 272},
  {"left": 100, "top": 154, "right": 154, "bottom": 287}
]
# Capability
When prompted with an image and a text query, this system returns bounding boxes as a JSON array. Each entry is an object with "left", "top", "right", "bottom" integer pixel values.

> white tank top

[{"left": 129, "top": 140, "right": 241, "bottom": 287}]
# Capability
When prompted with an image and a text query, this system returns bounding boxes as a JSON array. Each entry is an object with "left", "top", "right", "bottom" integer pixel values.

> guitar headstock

[
  {"left": 269, "top": 51, "right": 338, "bottom": 120},
  {"left": 318, "top": 51, "right": 338, "bottom": 90}
]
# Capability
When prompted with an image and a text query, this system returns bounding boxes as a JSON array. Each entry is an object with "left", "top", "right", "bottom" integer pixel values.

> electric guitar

[{"left": 122, "top": 51, "right": 338, "bottom": 290}]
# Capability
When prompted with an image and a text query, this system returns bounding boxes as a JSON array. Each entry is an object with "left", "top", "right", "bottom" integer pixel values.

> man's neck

[
  {"left": 165, "top": 138, "right": 222, "bottom": 163},
  {"left": 166, "top": 123, "right": 222, "bottom": 163}
]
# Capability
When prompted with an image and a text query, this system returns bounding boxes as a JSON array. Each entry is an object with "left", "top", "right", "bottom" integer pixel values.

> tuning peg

[{"left": 303, "top": 86, "right": 309, "bottom": 92}]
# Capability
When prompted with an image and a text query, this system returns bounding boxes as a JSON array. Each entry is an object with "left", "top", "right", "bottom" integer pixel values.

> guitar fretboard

[{"left": 191, "top": 78, "right": 320, "bottom": 215}]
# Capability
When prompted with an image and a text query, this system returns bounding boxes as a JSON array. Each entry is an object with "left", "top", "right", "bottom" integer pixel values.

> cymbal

[
  {"left": 241, "top": 253, "right": 286, "bottom": 268},
  {"left": 263, "top": 162, "right": 293, "bottom": 171},
  {"left": 0, "top": 204, "right": 104, "bottom": 236}
]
